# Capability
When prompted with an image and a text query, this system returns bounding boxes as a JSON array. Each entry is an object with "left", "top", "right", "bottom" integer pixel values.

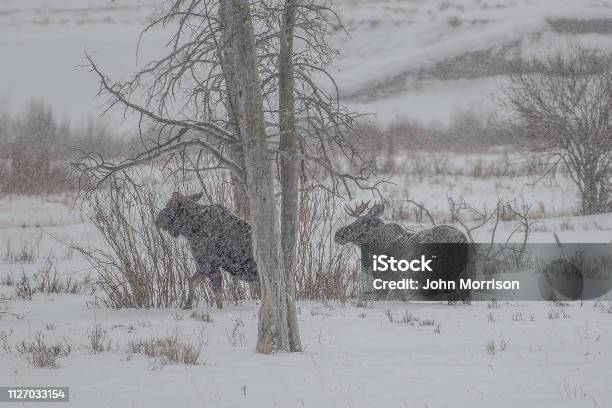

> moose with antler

[{"left": 335, "top": 201, "right": 471, "bottom": 302}]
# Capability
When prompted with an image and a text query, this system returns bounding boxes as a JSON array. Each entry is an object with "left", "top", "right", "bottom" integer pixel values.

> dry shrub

[
  {"left": 79, "top": 161, "right": 361, "bottom": 307},
  {"left": 78, "top": 181, "right": 208, "bottom": 309},
  {"left": 128, "top": 334, "right": 202, "bottom": 365},
  {"left": 89, "top": 324, "right": 110, "bottom": 353},
  {"left": 36, "top": 256, "right": 83, "bottom": 295},
  {"left": 4, "top": 238, "right": 40, "bottom": 264},
  {"left": 226, "top": 317, "right": 246, "bottom": 347},
  {"left": 16, "top": 332, "right": 72, "bottom": 368},
  {"left": 190, "top": 311, "right": 213, "bottom": 323},
  {"left": 14, "top": 273, "right": 35, "bottom": 300},
  {"left": 78, "top": 167, "right": 257, "bottom": 309},
  {"left": 295, "top": 187, "right": 361, "bottom": 300},
  {"left": 14, "top": 256, "right": 84, "bottom": 300}
]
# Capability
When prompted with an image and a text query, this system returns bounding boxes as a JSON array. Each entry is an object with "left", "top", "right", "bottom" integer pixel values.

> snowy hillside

[{"left": 1, "top": 0, "right": 611, "bottom": 125}]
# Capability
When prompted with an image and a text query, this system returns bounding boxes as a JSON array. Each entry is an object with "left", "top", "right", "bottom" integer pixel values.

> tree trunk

[
  {"left": 278, "top": 0, "right": 302, "bottom": 352},
  {"left": 224, "top": 0, "right": 301, "bottom": 352},
  {"left": 219, "top": 1, "right": 250, "bottom": 220},
  {"left": 229, "top": 147, "right": 250, "bottom": 219}
]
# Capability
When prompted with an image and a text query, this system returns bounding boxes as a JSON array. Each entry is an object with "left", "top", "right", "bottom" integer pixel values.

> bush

[
  {"left": 79, "top": 182, "right": 203, "bottom": 308},
  {"left": 16, "top": 332, "right": 72, "bottom": 368},
  {"left": 295, "top": 187, "right": 361, "bottom": 300},
  {"left": 80, "top": 168, "right": 361, "bottom": 308},
  {"left": 13, "top": 256, "right": 84, "bottom": 300},
  {"left": 88, "top": 324, "right": 110, "bottom": 353},
  {"left": 128, "top": 334, "right": 202, "bottom": 365}
]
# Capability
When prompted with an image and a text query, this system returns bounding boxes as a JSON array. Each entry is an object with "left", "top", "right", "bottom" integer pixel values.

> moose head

[
  {"left": 334, "top": 201, "right": 385, "bottom": 245},
  {"left": 155, "top": 192, "right": 203, "bottom": 237}
]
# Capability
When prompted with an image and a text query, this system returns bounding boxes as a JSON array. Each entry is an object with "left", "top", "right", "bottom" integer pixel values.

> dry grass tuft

[
  {"left": 128, "top": 334, "right": 202, "bottom": 366},
  {"left": 89, "top": 324, "right": 111, "bottom": 353},
  {"left": 190, "top": 311, "right": 213, "bottom": 323},
  {"left": 16, "top": 332, "right": 71, "bottom": 368},
  {"left": 14, "top": 256, "right": 84, "bottom": 300}
]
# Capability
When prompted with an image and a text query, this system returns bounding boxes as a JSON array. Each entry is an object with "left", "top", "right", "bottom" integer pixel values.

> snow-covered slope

[
  {"left": 332, "top": 0, "right": 612, "bottom": 123},
  {"left": 1, "top": 0, "right": 611, "bottom": 125}
]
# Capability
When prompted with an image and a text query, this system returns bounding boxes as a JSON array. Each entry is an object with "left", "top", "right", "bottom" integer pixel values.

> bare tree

[
  {"left": 278, "top": 0, "right": 301, "bottom": 351},
  {"left": 499, "top": 45, "right": 611, "bottom": 215},
  {"left": 73, "top": 0, "right": 375, "bottom": 353},
  {"left": 227, "top": 0, "right": 296, "bottom": 352}
]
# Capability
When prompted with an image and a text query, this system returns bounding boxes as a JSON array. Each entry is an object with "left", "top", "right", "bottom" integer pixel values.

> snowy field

[
  {"left": 1, "top": 295, "right": 612, "bottom": 407},
  {"left": 1, "top": 0, "right": 612, "bottom": 125},
  {"left": 1, "top": 0, "right": 612, "bottom": 406},
  {"left": 0, "top": 151, "right": 611, "bottom": 407}
]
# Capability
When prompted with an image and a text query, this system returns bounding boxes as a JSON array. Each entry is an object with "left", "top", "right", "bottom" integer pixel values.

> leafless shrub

[
  {"left": 295, "top": 186, "right": 361, "bottom": 300},
  {"left": 76, "top": 180, "right": 212, "bottom": 309},
  {"left": 14, "top": 273, "right": 35, "bottom": 300},
  {"left": 89, "top": 324, "right": 110, "bottom": 353},
  {"left": 487, "top": 338, "right": 508, "bottom": 355},
  {"left": 16, "top": 332, "right": 72, "bottom": 368},
  {"left": 0, "top": 329, "right": 12, "bottom": 353},
  {"left": 594, "top": 299, "right": 612, "bottom": 313},
  {"left": 78, "top": 168, "right": 359, "bottom": 308},
  {"left": 384, "top": 308, "right": 393, "bottom": 322},
  {"left": 548, "top": 304, "right": 570, "bottom": 319},
  {"left": 13, "top": 257, "right": 84, "bottom": 300},
  {"left": 1, "top": 273, "right": 14, "bottom": 286},
  {"left": 227, "top": 317, "right": 246, "bottom": 347},
  {"left": 486, "top": 339, "right": 496, "bottom": 355},
  {"left": 4, "top": 239, "right": 39, "bottom": 264},
  {"left": 75, "top": 169, "right": 259, "bottom": 309},
  {"left": 560, "top": 380, "right": 588, "bottom": 399},
  {"left": 419, "top": 318, "right": 436, "bottom": 327},
  {"left": 128, "top": 334, "right": 202, "bottom": 365},
  {"left": 405, "top": 196, "right": 536, "bottom": 274},
  {"left": 399, "top": 311, "right": 417, "bottom": 325},
  {"left": 36, "top": 257, "right": 82, "bottom": 295},
  {"left": 190, "top": 311, "right": 213, "bottom": 323}
]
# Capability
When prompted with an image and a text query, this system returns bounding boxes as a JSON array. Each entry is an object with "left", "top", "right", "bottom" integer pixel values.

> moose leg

[
  {"left": 209, "top": 270, "right": 224, "bottom": 309},
  {"left": 183, "top": 274, "right": 205, "bottom": 310}
]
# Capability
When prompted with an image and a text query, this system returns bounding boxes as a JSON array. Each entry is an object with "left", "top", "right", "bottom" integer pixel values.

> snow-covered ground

[
  {"left": 2, "top": 1, "right": 612, "bottom": 406},
  {"left": 1, "top": 294, "right": 612, "bottom": 408},
  {"left": 0, "top": 152, "right": 611, "bottom": 407}
]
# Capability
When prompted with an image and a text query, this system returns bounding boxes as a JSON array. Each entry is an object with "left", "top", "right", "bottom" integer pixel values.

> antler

[{"left": 344, "top": 200, "right": 371, "bottom": 218}]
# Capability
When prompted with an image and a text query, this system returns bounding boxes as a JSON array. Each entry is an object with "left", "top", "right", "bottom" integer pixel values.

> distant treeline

[
  {"left": 361, "top": 108, "right": 508, "bottom": 163},
  {"left": 0, "top": 101, "right": 506, "bottom": 196},
  {"left": 0, "top": 100, "right": 139, "bottom": 195}
]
